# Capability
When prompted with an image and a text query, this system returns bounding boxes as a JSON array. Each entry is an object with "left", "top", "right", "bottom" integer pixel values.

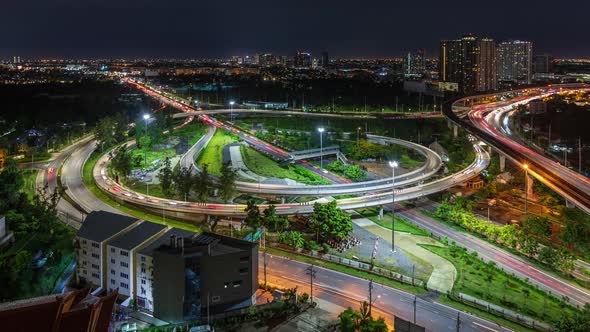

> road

[
  {"left": 261, "top": 253, "right": 512, "bottom": 332},
  {"left": 446, "top": 84, "right": 590, "bottom": 214},
  {"left": 394, "top": 200, "right": 590, "bottom": 308}
]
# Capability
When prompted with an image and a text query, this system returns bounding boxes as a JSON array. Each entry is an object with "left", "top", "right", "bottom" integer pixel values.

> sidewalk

[{"left": 352, "top": 218, "right": 456, "bottom": 293}]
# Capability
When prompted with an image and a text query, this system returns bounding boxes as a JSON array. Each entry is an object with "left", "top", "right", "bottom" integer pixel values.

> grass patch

[
  {"left": 21, "top": 169, "right": 39, "bottom": 201},
  {"left": 357, "top": 208, "right": 430, "bottom": 236},
  {"left": 423, "top": 244, "right": 578, "bottom": 324},
  {"left": 241, "top": 145, "right": 330, "bottom": 185},
  {"left": 82, "top": 150, "right": 202, "bottom": 233},
  {"left": 400, "top": 153, "right": 423, "bottom": 168},
  {"left": 265, "top": 247, "right": 428, "bottom": 295},
  {"left": 130, "top": 147, "right": 176, "bottom": 169},
  {"left": 197, "top": 129, "right": 239, "bottom": 176}
]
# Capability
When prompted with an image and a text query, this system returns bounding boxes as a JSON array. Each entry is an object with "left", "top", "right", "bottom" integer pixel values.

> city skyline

[{"left": 2, "top": 0, "right": 590, "bottom": 59}]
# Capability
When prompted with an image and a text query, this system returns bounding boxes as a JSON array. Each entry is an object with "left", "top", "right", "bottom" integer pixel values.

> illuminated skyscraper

[
  {"left": 439, "top": 35, "right": 496, "bottom": 94},
  {"left": 294, "top": 51, "right": 312, "bottom": 68},
  {"left": 404, "top": 49, "right": 426, "bottom": 78},
  {"left": 497, "top": 40, "right": 533, "bottom": 84}
]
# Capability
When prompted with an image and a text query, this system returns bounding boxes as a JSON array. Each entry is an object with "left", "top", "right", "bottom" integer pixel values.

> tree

[
  {"left": 157, "top": 157, "right": 173, "bottom": 196},
  {"left": 219, "top": 161, "right": 237, "bottom": 203},
  {"left": 111, "top": 145, "right": 133, "bottom": 180},
  {"left": 244, "top": 200, "right": 262, "bottom": 229},
  {"left": 173, "top": 166, "right": 194, "bottom": 200},
  {"left": 338, "top": 307, "right": 360, "bottom": 332},
  {"left": 139, "top": 135, "right": 152, "bottom": 153},
  {"left": 194, "top": 164, "right": 212, "bottom": 202},
  {"left": 0, "top": 159, "right": 26, "bottom": 211},
  {"left": 263, "top": 205, "right": 289, "bottom": 232},
  {"left": 344, "top": 165, "right": 367, "bottom": 182},
  {"left": 94, "top": 117, "right": 116, "bottom": 151},
  {"left": 555, "top": 304, "right": 590, "bottom": 332},
  {"left": 309, "top": 201, "right": 353, "bottom": 242}
]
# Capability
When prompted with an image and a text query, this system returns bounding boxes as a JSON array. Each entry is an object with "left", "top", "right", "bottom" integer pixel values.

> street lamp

[
  {"left": 357, "top": 127, "right": 362, "bottom": 147},
  {"left": 389, "top": 160, "right": 398, "bottom": 252},
  {"left": 318, "top": 127, "right": 325, "bottom": 171},
  {"left": 143, "top": 114, "right": 150, "bottom": 194},
  {"left": 229, "top": 101, "right": 235, "bottom": 123},
  {"left": 523, "top": 163, "right": 529, "bottom": 214}
]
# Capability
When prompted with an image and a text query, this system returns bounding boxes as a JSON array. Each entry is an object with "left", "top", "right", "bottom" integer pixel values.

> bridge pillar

[
  {"left": 565, "top": 200, "right": 575, "bottom": 208},
  {"left": 499, "top": 155, "right": 506, "bottom": 172},
  {"left": 281, "top": 197, "right": 285, "bottom": 204},
  {"left": 378, "top": 207, "right": 384, "bottom": 220},
  {"left": 453, "top": 124, "right": 458, "bottom": 138},
  {"left": 525, "top": 173, "right": 534, "bottom": 197}
]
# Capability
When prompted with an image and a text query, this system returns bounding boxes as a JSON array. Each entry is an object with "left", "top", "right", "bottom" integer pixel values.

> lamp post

[
  {"left": 229, "top": 101, "right": 235, "bottom": 123},
  {"left": 389, "top": 161, "right": 398, "bottom": 252},
  {"left": 357, "top": 127, "right": 362, "bottom": 146},
  {"left": 523, "top": 163, "right": 529, "bottom": 214},
  {"left": 318, "top": 127, "right": 325, "bottom": 171},
  {"left": 143, "top": 114, "right": 150, "bottom": 194}
]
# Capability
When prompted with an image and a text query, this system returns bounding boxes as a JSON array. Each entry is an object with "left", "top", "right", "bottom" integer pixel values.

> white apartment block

[
  {"left": 76, "top": 212, "right": 140, "bottom": 290},
  {"left": 105, "top": 221, "right": 167, "bottom": 298}
]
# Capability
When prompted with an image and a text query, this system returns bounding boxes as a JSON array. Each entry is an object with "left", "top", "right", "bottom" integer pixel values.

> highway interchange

[{"left": 34, "top": 81, "right": 590, "bottom": 330}]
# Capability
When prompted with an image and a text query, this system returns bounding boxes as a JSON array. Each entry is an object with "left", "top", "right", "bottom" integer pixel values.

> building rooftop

[
  {"left": 139, "top": 228, "right": 195, "bottom": 256},
  {"left": 108, "top": 221, "right": 166, "bottom": 251},
  {"left": 155, "top": 232, "right": 256, "bottom": 257},
  {"left": 77, "top": 211, "right": 138, "bottom": 243}
]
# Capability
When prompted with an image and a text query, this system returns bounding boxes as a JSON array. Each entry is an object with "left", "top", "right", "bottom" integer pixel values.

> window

[
  {"left": 91, "top": 253, "right": 100, "bottom": 259},
  {"left": 120, "top": 282, "right": 128, "bottom": 289},
  {"left": 92, "top": 273, "right": 100, "bottom": 279},
  {"left": 82, "top": 270, "right": 87, "bottom": 275},
  {"left": 239, "top": 256, "right": 249, "bottom": 263},
  {"left": 141, "top": 279, "right": 146, "bottom": 285},
  {"left": 141, "top": 267, "right": 146, "bottom": 273},
  {"left": 82, "top": 250, "right": 87, "bottom": 255},
  {"left": 91, "top": 264, "right": 99, "bottom": 270},
  {"left": 110, "top": 248, "right": 115, "bottom": 253},
  {"left": 141, "top": 288, "right": 146, "bottom": 295},
  {"left": 111, "top": 279, "right": 115, "bottom": 285},
  {"left": 120, "top": 250, "right": 128, "bottom": 257},
  {"left": 141, "top": 256, "right": 146, "bottom": 262},
  {"left": 239, "top": 267, "right": 248, "bottom": 275},
  {"left": 211, "top": 296, "right": 221, "bottom": 303},
  {"left": 120, "top": 272, "right": 128, "bottom": 279},
  {"left": 110, "top": 269, "right": 115, "bottom": 275},
  {"left": 110, "top": 258, "right": 115, "bottom": 264},
  {"left": 82, "top": 260, "right": 87, "bottom": 266},
  {"left": 82, "top": 240, "right": 87, "bottom": 245},
  {"left": 232, "top": 280, "right": 242, "bottom": 288},
  {"left": 91, "top": 242, "right": 99, "bottom": 248},
  {"left": 120, "top": 262, "right": 129, "bottom": 268}
]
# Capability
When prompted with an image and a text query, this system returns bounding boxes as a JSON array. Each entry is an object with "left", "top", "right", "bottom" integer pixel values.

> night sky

[{"left": 2, "top": 0, "right": 589, "bottom": 59}]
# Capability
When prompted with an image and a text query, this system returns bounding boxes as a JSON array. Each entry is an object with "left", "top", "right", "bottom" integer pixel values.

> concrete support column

[
  {"left": 565, "top": 200, "right": 575, "bottom": 208},
  {"left": 280, "top": 197, "right": 285, "bottom": 204},
  {"left": 378, "top": 207, "right": 384, "bottom": 220},
  {"left": 499, "top": 155, "right": 506, "bottom": 172},
  {"left": 525, "top": 173, "right": 534, "bottom": 197},
  {"left": 453, "top": 124, "right": 458, "bottom": 138}
]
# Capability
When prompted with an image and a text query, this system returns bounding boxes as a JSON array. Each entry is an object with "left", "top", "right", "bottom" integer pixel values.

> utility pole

[
  {"left": 263, "top": 251, "right": 268, "bottom": 289},
  {"left": 456, "top": 312, "right": 461, "bottom": 332},
  {"left": 306, "top": 264, "right": 317, "bottom": 304},
  {"left": 413, "top": 295, "right": 417, "bottom": 324},
  {"left": 547, "top": 123, "right": 552, "bottom": 152},
  {"left": 368, "top": 279, "right": 374, "bottom": 316}
]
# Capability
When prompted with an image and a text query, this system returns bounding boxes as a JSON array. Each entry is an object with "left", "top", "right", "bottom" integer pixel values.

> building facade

[
  {"left": 153, "top": 233, "right": 259, "bottom": 322},
  {"left": 404, "top": 49, "right": 426, "bottom": 78},
  {"left": 76, "top": 212, "right": 139, "bottom": 290},
  {"left": 294, "top": 51, "right": 312, "bottom": 68},
  {"left": 497, "top": 40, "right": 533, "bottom": 85},
  {"left": 105, "top": 221, "right": 167, "bottom": 297}
]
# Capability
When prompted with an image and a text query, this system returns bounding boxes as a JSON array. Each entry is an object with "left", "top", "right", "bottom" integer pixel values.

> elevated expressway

[{"left": 445, "top": 84, "right": 590, "bottom": 214}]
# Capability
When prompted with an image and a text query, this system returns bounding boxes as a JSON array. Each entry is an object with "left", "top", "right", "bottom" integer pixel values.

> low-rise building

[
  {"left": 76, "top": 212, "right": 140, "bottom": 290},
  {"left": 105, "top": 221, "right": 167, "bottom": 298},
  {"left": 153, "top": 233, "right": 258, "bottom": 322},
  {"left": 135, "top": 228, "right": 196, "bottom": 312}
]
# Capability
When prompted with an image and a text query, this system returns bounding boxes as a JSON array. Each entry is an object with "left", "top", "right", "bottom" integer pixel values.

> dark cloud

[{"left": 1, "top": 0, "right": 589, "bottom": 58}]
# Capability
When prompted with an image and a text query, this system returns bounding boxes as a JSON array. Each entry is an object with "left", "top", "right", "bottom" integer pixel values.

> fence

[
  {"left": 451, "top": 292, "right": 553, "bottom": 331},
  {"left": 282, "top": 247, "right": 425, "bottom": 288}
]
